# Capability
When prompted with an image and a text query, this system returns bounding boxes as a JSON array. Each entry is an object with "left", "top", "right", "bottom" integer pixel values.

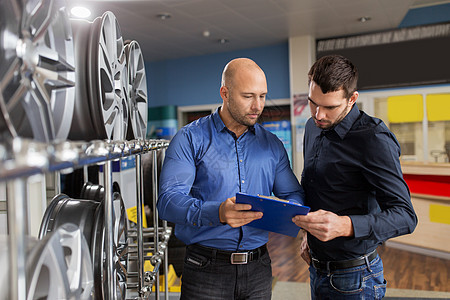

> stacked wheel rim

[
  {"left": 1, "top": 224, "right": 94, "bottom": 299},
  {"left": 125, "top": 40, "right": 148, "bottom": 140},
  {"left": 39, "top": 192, "right": 129, "bottom": 299},
  {"left": 0, "top": 0, "right": 75, "bottom": 142},
  {"left": 91, "top": 192, "right": 129, "bottom": 299},
  {"left": 70, "top": 11, "right": 128, "bottom": 141}
]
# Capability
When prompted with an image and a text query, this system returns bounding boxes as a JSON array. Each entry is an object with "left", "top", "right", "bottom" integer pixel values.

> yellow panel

[
  {"left": 387, "top": 95, "right": 423, "bottom": 123},
  {"left": 429, "top": 204, "right": 450, "bottom": 225},
  {"left": 144, "top": 252, "right": 154, "bottom": 272},
  {"left": 126, "top": 205, "right": 148, "bottom": 228},
  {"left": 152, "top": 265, "right": 181, "bottom": 292},
  {"left": 427, "top": 94, "right": 450, "bottom": 122}
]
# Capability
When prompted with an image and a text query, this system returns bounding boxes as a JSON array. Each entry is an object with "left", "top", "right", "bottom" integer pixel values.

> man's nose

[
  {"left": 251, "top": 98, "right": 263, "bottom": 111},
  {"left": 315, "top": 106, "right": 325, "bottom": 120}
]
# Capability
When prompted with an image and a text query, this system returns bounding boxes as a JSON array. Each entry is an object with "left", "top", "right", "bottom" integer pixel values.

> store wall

[
  {"left": 145, "top": 42, "right": 290, "bottom": 108},
  {"left": 143, "top": 3, "right": 450, "bottom": 110}
]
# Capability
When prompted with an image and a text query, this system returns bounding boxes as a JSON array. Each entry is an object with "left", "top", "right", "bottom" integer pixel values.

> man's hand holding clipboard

[{"left": 235, "top": 192, "right": 310, "bottom": 237}]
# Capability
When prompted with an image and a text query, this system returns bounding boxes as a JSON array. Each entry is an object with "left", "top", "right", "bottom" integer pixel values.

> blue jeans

[
  {"left": 309, "top": 254, "right": 387, "bottom": 299},
  {"left": 180, "top": 246, "right": 272, "bottom": 300}
]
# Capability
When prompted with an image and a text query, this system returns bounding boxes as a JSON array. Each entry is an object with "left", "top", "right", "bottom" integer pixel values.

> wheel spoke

[
  {"left": 28, "top": 82, "right": 55, "bottom": 140},
  {"left": 135, "top": 118, "right": 144, "bottom": 138},
  {"left": 0, "top": 58, "right": 21, "bottom": 91},
  {"left": 5, "top": 83, "right": 27, "bottom": 112},
  {"left": 136, "top": 89, "right": 147, "bottom": 103},
  {"left": 9, "top": 0, "right": 22, "bottom": 21},
  {"left": 24, "top": 0, "right": 54, "bottom": 41},
  {"left": 104, "top": 110, "right": 116, "bottom": 138},
  {"left": 38, "top": 43, "right": 75, "bottom": 73},
  {"left": 32, "top": 68, "right": 52, "bottom": 105},
  {"left": 99, "top": 35, "right": 113, "bottom": 76}
]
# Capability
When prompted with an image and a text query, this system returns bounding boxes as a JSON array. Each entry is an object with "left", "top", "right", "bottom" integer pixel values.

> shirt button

[
  {"left": 240, "top": 245, "right": 243, "bottom": 248},
  {"left": 193, "top": 222, "right": 197, "bottom": 226},
  {"left": 242, "top": 180, "right": 245, "bottom": 183},
  {"left": 209, "top": 222, "right": 213, "bottom": 226},
  {"left": 240, "top": 159, "right": 243, "bottom": 162}
]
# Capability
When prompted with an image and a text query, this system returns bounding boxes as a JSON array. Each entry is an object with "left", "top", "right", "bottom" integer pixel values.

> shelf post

[
  {"left": 152, "top": 149, "right": 160, "bottom": 300},
  {"left": 161, "top": 147, "right": 169, "bottom": 300},
  {"left": 135, "top": 152, "right": 147, "bottom": 297},
  {"left": 103, "top": 160, "right": 115, "bottom": 299},
  {"left": 7, "top": 177, "right": 28, "bottom": 300}
]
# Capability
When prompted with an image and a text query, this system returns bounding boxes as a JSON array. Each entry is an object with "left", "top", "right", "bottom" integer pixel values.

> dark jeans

[
  {"left": 180, "top": 246, "right": 272, "bottom": 300},
  {"left": 310, "top": 254, "right": 387, "bottom": 299}
]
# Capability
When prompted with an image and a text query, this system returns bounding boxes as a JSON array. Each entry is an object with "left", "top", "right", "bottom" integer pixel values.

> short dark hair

[{"left": 308, "top": 55, "right": 358, "bottom": 99}]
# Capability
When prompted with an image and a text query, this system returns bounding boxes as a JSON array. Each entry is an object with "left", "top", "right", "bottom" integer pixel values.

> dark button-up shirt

[
  {"left": 302, "top": 104, "right": 417, "bottom": 261},
  {"left": 158, "top": 108, "right": 304, "bottom": 251}
]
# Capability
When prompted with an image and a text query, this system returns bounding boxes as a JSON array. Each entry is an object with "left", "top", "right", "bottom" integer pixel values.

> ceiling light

[
  {"left": 70, "top": 6, "right": 91, "bottom": 19},
  {"left": 218, "top": 38, "right": 229, "bottom": 44},
  {"left": 203, "top": 30, "right": 210, "bottom": 38},
  {"left": 358, "top": 16, "right": 371, "bottom": 23},
  {"left": 157, "top": 13, "right": 172, "bottom": 20}
]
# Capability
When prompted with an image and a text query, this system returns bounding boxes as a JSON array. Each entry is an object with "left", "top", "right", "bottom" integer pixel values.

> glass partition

[{"left": 361, "top": 87, "right": 450, "bottom": 164}]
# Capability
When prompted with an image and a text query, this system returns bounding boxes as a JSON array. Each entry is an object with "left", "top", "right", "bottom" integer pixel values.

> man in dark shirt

[{"left": 293, "top": 54, "right": 417, "bottom": 299}]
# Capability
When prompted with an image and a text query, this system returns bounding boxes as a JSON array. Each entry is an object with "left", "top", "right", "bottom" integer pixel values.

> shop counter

[{"left": 388, "top": 162, "right": 450, "bottom": 257}]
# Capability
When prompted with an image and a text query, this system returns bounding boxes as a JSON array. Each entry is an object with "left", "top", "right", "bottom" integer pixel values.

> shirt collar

[
  {"left": 212, "top": 107, "right": 256, "bottom": 135},
  {"left": 330, "top": 104, "right": 360, "bottom": 140},
  {"left": 212, "top": 107, "right": 226, "bottom": 132}
]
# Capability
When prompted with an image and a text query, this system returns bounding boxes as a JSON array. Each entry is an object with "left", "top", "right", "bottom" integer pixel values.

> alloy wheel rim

[
  {"left": 92, "top": 11, "right": 128, "bottom": 141},
  {"left": 125, "top": 40, "right": 147, "bottom": 140},
  {"left": 0, "top": 0, "right": 75, "bottom": 142}
]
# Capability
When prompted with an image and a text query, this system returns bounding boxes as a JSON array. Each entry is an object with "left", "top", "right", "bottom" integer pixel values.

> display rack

[{"left": 1, "top": 137, "right": 171, "bottom": 300}]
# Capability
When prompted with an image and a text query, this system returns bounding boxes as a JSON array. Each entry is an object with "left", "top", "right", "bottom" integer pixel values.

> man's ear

[
  {"left": 220, "top": 86, "right": 229, "bottom": 101},
  {"left": 348, "top": 91, "right": 359, "bottom": 106}
]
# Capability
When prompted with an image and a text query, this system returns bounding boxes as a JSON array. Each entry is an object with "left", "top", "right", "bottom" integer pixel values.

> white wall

[{"left": 289, "top": 35, "right": 316, "bottom": 178}]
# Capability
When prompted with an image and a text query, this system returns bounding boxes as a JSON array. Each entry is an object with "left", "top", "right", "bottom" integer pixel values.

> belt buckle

[{"left": 231, "top": 252, "right": 248, "bottom": 264}]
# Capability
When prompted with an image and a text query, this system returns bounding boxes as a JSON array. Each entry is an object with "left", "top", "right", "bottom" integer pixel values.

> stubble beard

[
  {"left": 314, "top": 106, "right": 349, "bottom": 130},
  {"left": 227, "top": 98, "right": 260, "bottom": 127}
]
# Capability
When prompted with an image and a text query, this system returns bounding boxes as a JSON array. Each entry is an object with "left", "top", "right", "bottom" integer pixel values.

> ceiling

[{"left": 69, "top": 0, "right": 450, "bottom": 62}]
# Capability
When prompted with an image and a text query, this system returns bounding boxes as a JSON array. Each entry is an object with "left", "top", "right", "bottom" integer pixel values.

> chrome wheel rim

[
  {"left": 28, "top": 224, "right": 94, "bottom": 299},
  {"left": 70, "top": 11, "right": 128, "bottom": 141},
  {"left": 0, "top": 224, "right": 94, "bottom": 299},
  {"left": 125, "top": 40, "right": 147, "bottom": 140},
  {"left": 0, "top": 0, "right": 75, "bottom": 142},
  {"left": 93, "top": 192, "right": 128, "bottom": 299},
  {"left": 39, "top": 192, "right": 128, "bottom": 298},
  {"left": 91, "top": 11, "right": 128, "bottom": 141}
]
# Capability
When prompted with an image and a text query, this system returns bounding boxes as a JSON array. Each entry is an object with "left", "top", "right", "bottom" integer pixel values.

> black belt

[
  {"left": 312, "top": 250, "right": 378, "bottom": 272},
  {"left": 187, "top": 244, "right": 267, "bottom": 265}
]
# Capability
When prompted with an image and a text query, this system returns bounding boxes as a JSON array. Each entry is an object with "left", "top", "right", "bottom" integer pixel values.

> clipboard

[{"left": 236, "top": 192, "right": 310, "bottom": 237}]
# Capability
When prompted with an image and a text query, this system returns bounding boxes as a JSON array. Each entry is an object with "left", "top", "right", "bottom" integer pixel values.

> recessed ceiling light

[
  {"left": 218, "top": 38, "right": 229, "bottom": 44},
  {"left": 157, "top": 13, "right": 172, "bottom": 20},
  {"left": 358, "top": 16, "right": 371, "bottom": 23},
  {"left": 71, "top": 6, "right": 91, "bottom": 19}
]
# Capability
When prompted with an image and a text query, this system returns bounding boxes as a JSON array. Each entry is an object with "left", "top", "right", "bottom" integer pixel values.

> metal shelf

[
  {"left": 2, "top": 137, "right": 170, "bottom": 299},
  {"left": 0, "top": 138, "right": 169, "bottom": 182}
]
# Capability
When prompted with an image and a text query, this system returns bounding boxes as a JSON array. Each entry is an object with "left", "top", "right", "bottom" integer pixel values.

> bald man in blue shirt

[{"left": 157, "top": 58, "right": 304, "bottom": 299}]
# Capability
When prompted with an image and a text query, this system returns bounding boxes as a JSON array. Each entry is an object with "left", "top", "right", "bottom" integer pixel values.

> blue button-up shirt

[
  {"left": 157, "top": 108, "right": 304, "bottom": 251},
  {"left": 302, "top": 104, "right": 417, "bottom": 261}
]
